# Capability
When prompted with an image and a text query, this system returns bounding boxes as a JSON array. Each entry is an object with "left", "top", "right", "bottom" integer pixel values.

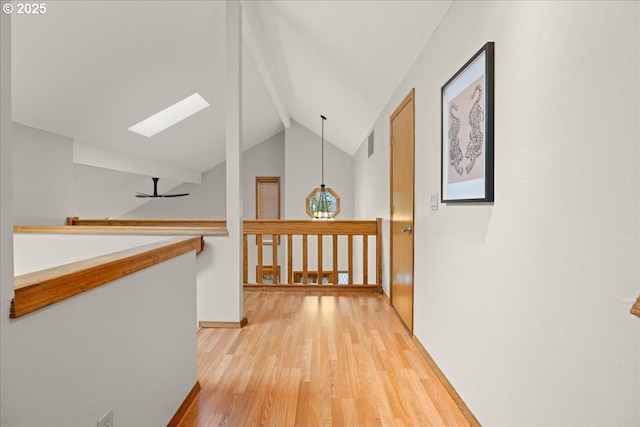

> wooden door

[{"left": 390, "top": 89, "right": 415, "bottom": 332}]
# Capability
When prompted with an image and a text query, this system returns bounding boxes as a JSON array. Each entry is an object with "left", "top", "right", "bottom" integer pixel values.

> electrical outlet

[{"left": 97, "top": 408, "right": 114, "bottom": 427}]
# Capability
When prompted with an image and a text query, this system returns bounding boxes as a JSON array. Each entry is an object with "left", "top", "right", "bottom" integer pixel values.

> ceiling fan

[{"left": 135, "top": 177, "right": 189, "bottom": 198}]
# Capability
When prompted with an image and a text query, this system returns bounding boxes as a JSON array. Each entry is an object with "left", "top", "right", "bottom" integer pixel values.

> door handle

[{"left": 401, "top": 226, "right": 413, "bottom": 233}]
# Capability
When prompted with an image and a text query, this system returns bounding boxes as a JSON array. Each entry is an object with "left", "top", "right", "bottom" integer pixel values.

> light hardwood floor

[{"left": 179, "top": 290, "right": 471, "bottom": 427}]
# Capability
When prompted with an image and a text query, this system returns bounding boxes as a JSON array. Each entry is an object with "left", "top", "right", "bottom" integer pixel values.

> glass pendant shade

[{"left": 307, "top": 185, "right": 339, "bottom": 219}]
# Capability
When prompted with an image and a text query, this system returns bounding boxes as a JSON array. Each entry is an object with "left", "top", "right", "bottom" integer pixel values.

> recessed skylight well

[{"left": 128, "top": 93, "right": 210, "bottom": 137}]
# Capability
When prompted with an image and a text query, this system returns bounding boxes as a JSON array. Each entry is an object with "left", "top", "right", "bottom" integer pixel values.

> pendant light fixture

[{"left": 306, "top": 115, "right": 340, "bottom": 220}]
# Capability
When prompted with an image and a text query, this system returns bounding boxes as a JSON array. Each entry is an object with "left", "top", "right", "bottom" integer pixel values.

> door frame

[{"left": 389, "top": 88, "right": 416, "bottom": 333}]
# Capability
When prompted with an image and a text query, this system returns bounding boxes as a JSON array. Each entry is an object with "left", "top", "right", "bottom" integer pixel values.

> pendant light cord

[{"left": 321, "top": 115, "right": 326, "bottom": 187}]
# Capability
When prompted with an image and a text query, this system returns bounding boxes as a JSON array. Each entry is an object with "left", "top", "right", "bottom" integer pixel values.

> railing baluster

[
  {"left": 348, "top": 235, "right": 353, "bottom": 285},
  {"left": 333, "top": 235, "right": 338, "bottom": 284},
  {"left": 272, "top": 233, "right": 279, "bottom": 284},
  {"left": 243, "top": 234, "right": 248, "bottom": 283},
  {"left": 287, "top": 234, "right": 293, "bottom": 285},
  {"left": 257, "top": 234, "right": 263, "bottom": 284},
  {"left": 363, "top": 234, "right": 368, "bottom": 285},
  {"left": 302, "top": 234, "right": 308, "bottom": 285},
  {"left": 318, "top": 234, "right": 323, "bottom": 284}
]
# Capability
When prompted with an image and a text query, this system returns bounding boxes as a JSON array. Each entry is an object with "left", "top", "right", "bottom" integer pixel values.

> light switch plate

[{"left": 430, "top": 194, "right": 438, "bottom": 211}]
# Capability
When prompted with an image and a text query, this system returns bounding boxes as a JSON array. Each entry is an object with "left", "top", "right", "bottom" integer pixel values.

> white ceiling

[{"left": 11, "top": 0, "right": 451, "bottom": 179}]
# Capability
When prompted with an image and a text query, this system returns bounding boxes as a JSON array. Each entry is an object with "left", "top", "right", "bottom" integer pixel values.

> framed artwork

[{"left": 441, "top": 42, "right": 494, "bottom": 203}]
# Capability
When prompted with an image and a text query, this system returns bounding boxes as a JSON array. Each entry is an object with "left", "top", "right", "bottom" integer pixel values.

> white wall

[
  {"left": 196, "top": 235, "right": 245, "bottom": 322},
  {"left": 354, "top": 1, "right": 640, "bottom": 425},
  {"left": 284, "top": 120, "right": 354, "bottom": 219},
  {"left": 12, "top": 122, "right": 74, "bottom": 225},
  {"left": 2, "top": 251, "right": 198, "bottom": 427},
  {"left": 13, "top": 234, "right": 174, "bottom": 275},
  {"left": 354, "top": 128, "right": 387, "bottom": 221},
  {"left": 0, "top": 12, "right": 16, "bottom": 421}
]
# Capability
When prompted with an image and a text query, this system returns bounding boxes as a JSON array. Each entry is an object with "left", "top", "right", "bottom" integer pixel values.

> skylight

[{"left": 128, "top": 93, "right": 210, "bottom": 137}]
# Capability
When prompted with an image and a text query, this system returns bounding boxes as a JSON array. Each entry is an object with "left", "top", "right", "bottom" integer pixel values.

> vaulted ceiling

[{"left": 11, "top": 1, "right": 451, "bottom": 182}]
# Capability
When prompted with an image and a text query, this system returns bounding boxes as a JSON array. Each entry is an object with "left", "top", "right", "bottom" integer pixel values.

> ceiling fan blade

[{"left": 162, "top": 193, "right": 190, "bottom": 198}]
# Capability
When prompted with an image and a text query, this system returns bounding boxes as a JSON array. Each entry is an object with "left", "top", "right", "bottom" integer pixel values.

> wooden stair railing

[
  {"left": 11, "top": 236, "right": 203, "bottom": 318},
  {"left": 60, "top": 217, "right": 384, "bottom": 291},
  {"left": 243, "top": 218, "right": 382, "bottom": 290},
  {"left": 632, "top": 297, "right": 640, "bottom": 317}
]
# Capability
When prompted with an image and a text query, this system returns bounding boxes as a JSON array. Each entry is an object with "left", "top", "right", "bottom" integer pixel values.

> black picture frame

[{"left": 441, "top": 42, "right": 494, "bottom": 203}]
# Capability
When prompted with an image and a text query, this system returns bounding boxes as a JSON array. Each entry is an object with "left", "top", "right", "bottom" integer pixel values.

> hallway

[{"left": 178, "top": 290, "right": 471, "bottom": 426}]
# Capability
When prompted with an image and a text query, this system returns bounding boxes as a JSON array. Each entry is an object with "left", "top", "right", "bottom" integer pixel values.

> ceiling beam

[
  {"left": 73, "top": 142, "right": 202, "bottom": 184},
  {"left": 240, "top": 1, "right": 291, "bottom": 129}
]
